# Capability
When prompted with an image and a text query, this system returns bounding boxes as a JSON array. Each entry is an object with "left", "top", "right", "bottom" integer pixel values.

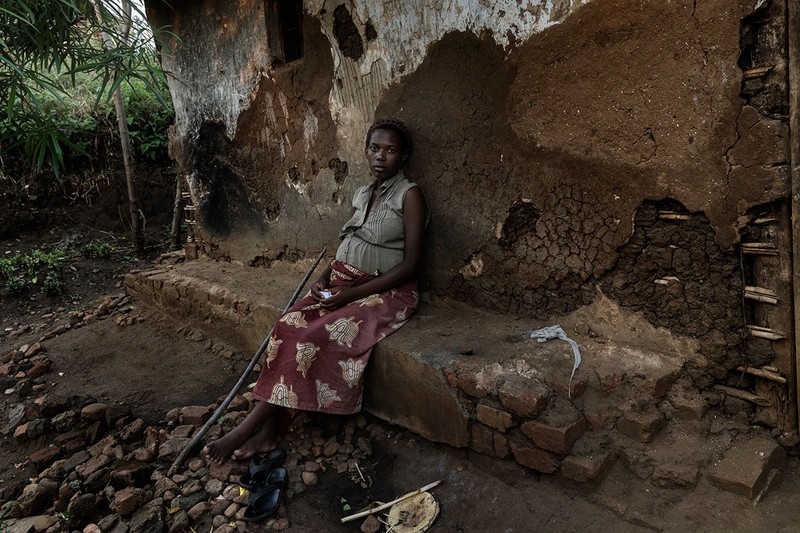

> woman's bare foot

[
  {"left": 202, "top": 401, "right": 289, "bottom": 464},
  {"left": 203, "top": 427, "right": 251, "bottom": 465},
  {"left": 231, "top": 422, "right": 278, "bottom": 460},
  {"left": 232, "top": 408, "right": 291, "bottom": 459}
]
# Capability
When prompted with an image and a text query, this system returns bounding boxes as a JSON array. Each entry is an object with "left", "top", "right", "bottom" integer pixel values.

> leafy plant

[
  {"left": 0, "top": 247, "right": 68, "bottom": 297},
  {"left": 82, "top": 240, "right": 114, "bottom": 259}
]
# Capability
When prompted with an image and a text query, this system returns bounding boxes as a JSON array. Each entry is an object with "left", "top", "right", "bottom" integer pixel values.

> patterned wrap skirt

[{"left": 252, "top": 260, "right": 419, "bottom": 415}]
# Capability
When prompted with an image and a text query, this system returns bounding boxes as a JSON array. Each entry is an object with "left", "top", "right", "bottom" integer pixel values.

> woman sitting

[{"left": 203, "top": 118, "right": 428, "bottom": 464}]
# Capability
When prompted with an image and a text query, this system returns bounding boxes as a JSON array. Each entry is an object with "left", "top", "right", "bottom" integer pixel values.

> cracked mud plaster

[{"left": 452, "top": 199, "right": 746, "bottom": 386}]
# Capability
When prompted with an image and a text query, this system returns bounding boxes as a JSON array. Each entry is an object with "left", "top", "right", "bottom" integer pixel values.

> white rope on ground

[{"left": 529, "top": 325, "right": 582, "bottom": 399}]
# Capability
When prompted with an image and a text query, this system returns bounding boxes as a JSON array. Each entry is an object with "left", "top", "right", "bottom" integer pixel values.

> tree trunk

[{"left": 93, "top": 0, "right": 145, "bottom": 257}]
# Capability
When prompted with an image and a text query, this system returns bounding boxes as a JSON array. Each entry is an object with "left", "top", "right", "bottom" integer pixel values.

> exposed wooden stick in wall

[
  {"left": 741, "top": 242, "right": 778, "bottom": 255},
  {"left": 736, "top": 366, "right": 787, "bottom": 384},
  {"left": 713, "top": 385, "right": 772, "bottom": 407},
  {"left": 742, "top": 65, "right": 774, "bottom": 79},
  {"left": 744, "top": 286, "right": 779, "bottom": 304},
  {"left": 747, "top": 325, "right": 787, "bottom": 340},
  {"left": 657, "top": 211, "right": 691, "bottom": 220}
]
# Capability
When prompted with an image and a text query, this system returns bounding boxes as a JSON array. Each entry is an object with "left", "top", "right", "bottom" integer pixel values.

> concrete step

[{"left": 125, "top": 256, "right": 715, "bottom": 482}]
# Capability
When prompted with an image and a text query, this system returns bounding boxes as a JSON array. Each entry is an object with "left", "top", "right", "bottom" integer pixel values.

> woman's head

[
  {"left": 365, "top": 119, "right": 412, "bottom": 156},
  {"left": 364, "top": 118, "right": 412, "bottom": 180}
]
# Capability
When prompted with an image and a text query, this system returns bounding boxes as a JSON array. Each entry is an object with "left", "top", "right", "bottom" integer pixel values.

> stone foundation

[{"left": 123, "top": 256, "right": 783, "bottom": 491}]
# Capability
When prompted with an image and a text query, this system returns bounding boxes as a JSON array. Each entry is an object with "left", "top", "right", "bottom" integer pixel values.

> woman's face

[{"left": 365, "top": 128, "right": 406, "bottom": 180}]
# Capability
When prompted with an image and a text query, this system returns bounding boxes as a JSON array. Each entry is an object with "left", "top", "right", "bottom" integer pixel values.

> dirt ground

[{"left": 4, "top": 209, "right": 800, "bottom": 532}]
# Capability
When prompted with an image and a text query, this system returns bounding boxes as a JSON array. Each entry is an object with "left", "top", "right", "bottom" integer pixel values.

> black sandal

[
  {"left": 243, "top": 466, "right": 288, "bottom": 522},
  {"left": 239, "top": 447, "right": 287, "bottom": 490}
]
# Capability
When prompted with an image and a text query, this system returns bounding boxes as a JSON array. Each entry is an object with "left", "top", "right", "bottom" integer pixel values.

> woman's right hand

[{"left": 311, "top": 280, "right": 331, "bottom": 302}]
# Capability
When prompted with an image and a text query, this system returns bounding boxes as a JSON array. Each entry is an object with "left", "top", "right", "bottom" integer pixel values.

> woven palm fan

[{"left": 385, "top": 491, "right": 439, "bottom": 532}]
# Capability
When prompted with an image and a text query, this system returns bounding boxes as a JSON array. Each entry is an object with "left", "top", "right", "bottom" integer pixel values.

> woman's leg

[{"left": 202, "top": 401, "right": 288, "bottom": 464}]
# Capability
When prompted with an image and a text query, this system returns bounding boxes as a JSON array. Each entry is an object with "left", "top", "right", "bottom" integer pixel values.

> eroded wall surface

[{"left": 145, "top": 0, "right": 791, "bottom": 404}]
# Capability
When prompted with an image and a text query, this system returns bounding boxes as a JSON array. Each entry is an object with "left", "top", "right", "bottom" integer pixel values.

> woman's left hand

[{"left": 319, "top": 286, "right": 360, "bottom": 310}]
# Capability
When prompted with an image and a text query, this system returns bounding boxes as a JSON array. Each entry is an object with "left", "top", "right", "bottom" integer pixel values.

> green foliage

[
  {"left": 0, "top": 0, "right": 175, "bottom": 178},
  {"left": 0, "top": 247, "right": 68, "bottom": 296},
  {"left": 0, "top": 66, "right": 174, "bottom": 181},
  {"left": 82, "top": 240, "right": 114, "bottom": 259}
]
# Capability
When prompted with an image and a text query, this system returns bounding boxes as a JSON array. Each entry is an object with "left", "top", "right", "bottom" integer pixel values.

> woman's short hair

[{"left": 365, "top": 118, "right": 413, "bottom": 157}]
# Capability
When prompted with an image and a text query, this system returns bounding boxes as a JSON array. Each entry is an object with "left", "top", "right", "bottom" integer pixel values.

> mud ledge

[{"left": 125, "top": 255, "right": 777, "bottom": 489}]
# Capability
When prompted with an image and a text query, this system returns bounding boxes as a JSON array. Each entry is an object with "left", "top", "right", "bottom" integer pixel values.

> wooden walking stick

[{"left": 168, "top": 248, "right": 327, "bottom": 475}]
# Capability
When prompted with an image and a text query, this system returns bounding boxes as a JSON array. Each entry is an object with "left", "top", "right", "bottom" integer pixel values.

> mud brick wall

[{"left": 144, "top": 0, "right": 793, "bottom": 414}]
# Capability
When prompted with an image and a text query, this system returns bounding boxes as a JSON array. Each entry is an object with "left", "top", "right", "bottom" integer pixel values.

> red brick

[
  {"left": 509, "top": 440, "right": 560, "bottom": 473},
  {"left": 450, "top": 364, "right": 503, "bottom": 398},
  {"left": 708, "top": 438, "right": 785, "bottom": 499},
  {"left": 476, "top": 403, "right": 514, "bottom": 432},
  {"left": 498, "top": 378, "right": 551, "bottom": 418},
  {"left": 54, "top": 428, "right": 84, "bottom": 445},
  {"left": 616, "top": 408, "right": 665, "bottom": 443},
  {"left": 26, "top": 359, "right": 51, "bottom": 379},
  {"left": 651, "top": 462, "right": 699, "bottom": 488},
  {"left": 521, "top": 417, "right": 586, "bottom": 455},
  {"left": 29, "top": 445, "right": 61, "bottom": 466},
  {"left": 111, "top": 487, "right": 148, "bottom": 517},
  {"left": 75, "top": 454, "right": 111, "bottom": 478},
  {"left": 583, "top": 403, "right": 620, "bottom": 430},
  {"left": 561, "top": 452, "right": 614, "bottom": 483},
  {"left": 494, "top": 433, "right": 510, "bottom": 459},
  {"left": 14, "top": 423, "right": 29, "bottom": 440},
  {"left": 24, "top": 343, "right": 43, "bottom": 358},
  {"left": 549, "top": 373, "right": 588, "bottom": 400},
  {"left": 667, "top": 386, "right": 707, "bottom": 421},
  {"left": 179, "top": 405, "right": 211, "bottom": 426},
  {"left": 470, "top": 423, "right": 495, "bottom": 456}
]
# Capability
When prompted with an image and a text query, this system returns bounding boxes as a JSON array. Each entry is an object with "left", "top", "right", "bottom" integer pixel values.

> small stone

[
  {"left": 80, "top": 402, "right": 109, "bottom": 422},
  {"left": 303, "top": 461, "right": 322, "bottom": 473},
  {"left": 171, "top": 425, "right": 195, "bottom": 439},
  {"left": 188, "top": 458, "right": 206, "bottom": 472},
  {"left": 168, "top": 510, "right": 190, "bottom": 533},
  {"left": 187, "top": 501, "right": 210, "bottom": 521},
  {"left": 118, "top": 418, "right": 146, "bottom": 441},
  {"left": 301, "top": 471, "right": 318, "bottom": 486},
  {"left": 181, "top": 479, "right": 203, "bottom": 496},
  {"left": 360, "top": 514, "right": 381, "bottom": 533},
  {"left": 224, "top": 502, "right": 239, "bottom": 518},
  {"left": 158, "top": 438, "right": 191, "bottom": 461},
  {"left": 179, "top": 405, "right": 211, "bottom": 426},
  {"left": 29, "top": 446, "right": 61, "bottom": 467},
  {"left": 356, "top": 437, "right": 372, "bottom": 456},
  {"left": 204, "top": 478, "right": 224, "bottom": 497},
  {"left": 111, "top": 487, "right": 148, "bottom": 517},
  {"left": 52, "top": 410, "right": 78, "bottom": 432},
  {"left": 322, "top": 439, "right": 339, "bottom": 457},
  {"left": 75, "top": 454, "right": 111, "bottom": 478},
  {"left": 33, "top": 515, "right": 60, "bottom": 531},
  {"left": 67, "top": 494, "right": 97, "bottom": 528},
  {"left": 179, "top": 491, "right": 209, "bottom": 510},
  {"left": 97, "top": 514, "right": 118, "bottom": 531},
  {"left": 83, "top": 524, "right": 101, "bottom": 533},
  {"left": 97, "top": 514, "right": 118, "bottom": 532}
]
